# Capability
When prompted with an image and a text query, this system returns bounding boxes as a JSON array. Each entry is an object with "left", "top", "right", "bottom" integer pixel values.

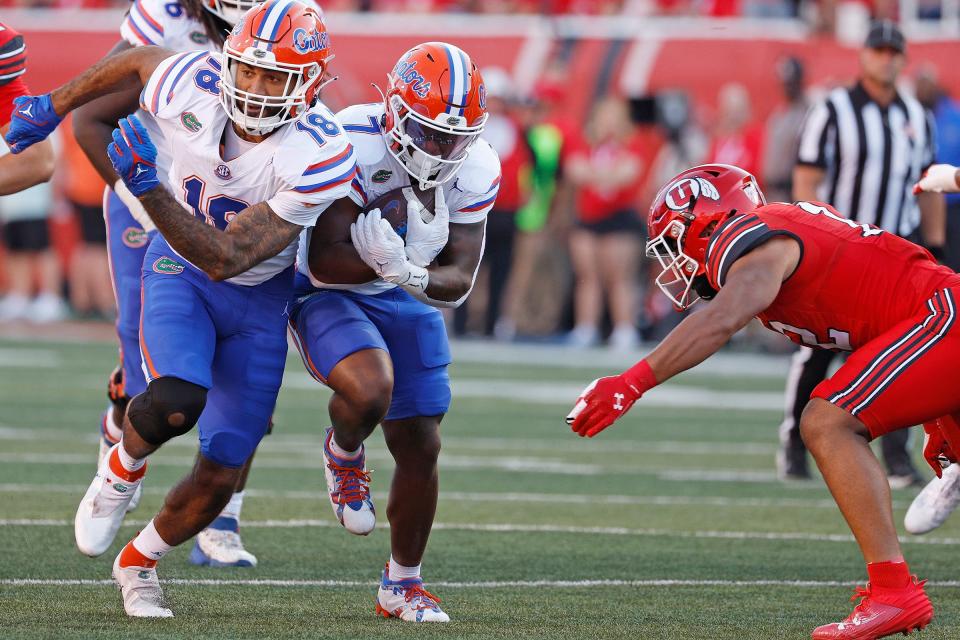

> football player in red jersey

[
  {"left": 0, "top": 22, "right": 53, "bottom": 195},
  {"left": 567, "top": 163, "right": 960, "bottom": 639}
]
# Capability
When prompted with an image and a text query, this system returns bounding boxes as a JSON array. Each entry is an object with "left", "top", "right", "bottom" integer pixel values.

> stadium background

[{"left": 4, "top": 2, "right": 960, "bottom": 638}]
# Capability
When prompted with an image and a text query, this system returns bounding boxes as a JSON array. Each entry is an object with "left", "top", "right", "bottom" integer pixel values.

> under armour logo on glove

[
  {"left": 107, "top": 115, "right": 160, "bottom": 198},
  {"left": 4, "top": 94, "right": 63, "bottom": 154},
  {"left": 566, "top": 360, "right": 658, "bottom": 438}
]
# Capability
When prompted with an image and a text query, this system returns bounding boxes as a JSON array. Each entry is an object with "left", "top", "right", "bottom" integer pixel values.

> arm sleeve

[
  {"left": 139, "top": 51, "right": 211, "bottom": 119},
  {"left": 268, "top": 143, "right": 357, "bottom": 226},
  {"left": 121, "top": 0, "right": 166, "bottom": 46},
  {"left": 452, "top": 173, "right": 501, "bottom": 224},
  {"left": 796, "top": 99, "right": 835, "bottom": 169},
  {"left": 705, "top": 213, "right": 781, "bottom": 289}
]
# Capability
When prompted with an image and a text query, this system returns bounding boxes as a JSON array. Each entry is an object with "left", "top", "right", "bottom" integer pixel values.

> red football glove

[
  {"left": 566, "top": 360, "right": 657, "bottom": 438},
  {"left": 922, "top": 417, "right": 960, "bottom": 477}
]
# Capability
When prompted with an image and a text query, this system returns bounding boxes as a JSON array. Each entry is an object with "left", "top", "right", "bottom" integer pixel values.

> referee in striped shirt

[{"left": 777, "top": 20, "right": 947, "bottom": 486}]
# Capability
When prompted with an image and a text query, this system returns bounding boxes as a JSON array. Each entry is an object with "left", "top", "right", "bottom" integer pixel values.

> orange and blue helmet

[
  {"left": 383, "top": 42, "right": 487, "bottom": 189},
  {"left": 219, "top": 0, "right": 332, "bottom": 135}
]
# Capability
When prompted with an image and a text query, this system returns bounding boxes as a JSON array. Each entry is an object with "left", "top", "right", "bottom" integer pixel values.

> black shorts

[
  {"left": 73, "top": 201, "right": 106, "bottom": 245},
  {"left": 575, "top": 209, "right": 643, "bottom": 235},
  {"left": 2, "top": 218, "right": 50, "bottom": 252}
]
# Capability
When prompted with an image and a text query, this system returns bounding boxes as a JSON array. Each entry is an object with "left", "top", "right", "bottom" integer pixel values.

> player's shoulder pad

[
  {"left": 278, "top": 103, "right": 357, "bottom": 196},
  {"left": 122, "top": 0, "right": 180, "bottom": 47},
  {"left": 139, "top": 50, "right": 220, "bottom": 119},
  {"left": 0, "top": 22, "right": 27, "bottom": 87},
  {"left": 335, "top": 103, "right": 387, "bottom": 167},
  {"left": 704, "top": 211, "right": 774, "bottom": 290}
]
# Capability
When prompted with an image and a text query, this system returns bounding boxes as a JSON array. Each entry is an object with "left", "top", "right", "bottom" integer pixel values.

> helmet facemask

[
  {"left": 219, "top": 47, "right": 328, "bottom": 136},
  {"left": 385, "top": 92, "right": 486, "bottom": 189},
  {"left": 645, "top": 219, "right": 702, "bottom": 311}
]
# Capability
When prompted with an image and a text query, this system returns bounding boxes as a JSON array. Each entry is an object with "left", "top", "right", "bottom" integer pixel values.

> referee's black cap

[{"left": 864, "top": 20, "right": 906, "bottom": 53}]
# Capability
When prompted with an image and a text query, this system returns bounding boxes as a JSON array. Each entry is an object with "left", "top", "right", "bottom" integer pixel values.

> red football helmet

[
  {"left": 382, "top": 42, "right": 487, "bottom": 189},
  {"left": 646, "top": 164, "right": 766, "bottom": 310},
  {"left": 219, "top": 0, "right": 332, "bottom": 135}
]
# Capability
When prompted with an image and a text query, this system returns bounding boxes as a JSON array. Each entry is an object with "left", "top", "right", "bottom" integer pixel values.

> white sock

[
  {"left": 219, "top": 491, "right": 245, "bottom": 521},
  {"left": 329, "top": 431, "right": 361, "bottom": 459},
  {"left": 117, "top": 440, "right": 146, "bottom": 473},
  {"left": 102, "top": 407, "right": 123, "bottom": 442},
  {"left": 389, "top": 556, "right": 421, "bottom": 581},
  {"left": 131, "top": 519, "right": 173, "bottom": 562}
]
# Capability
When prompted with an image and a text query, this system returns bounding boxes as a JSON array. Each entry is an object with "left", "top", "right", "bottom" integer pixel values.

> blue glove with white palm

[
  {"left": 4, "top": 94, "right": 62, "bottom": 154},
  {"left": 107, "top": 115, "right": 160, "bottom": 198}
]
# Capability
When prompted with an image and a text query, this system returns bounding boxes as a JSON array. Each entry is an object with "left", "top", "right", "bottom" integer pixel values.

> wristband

[{"left": 622, "top": 359, "right": 658, "bottom": 397}]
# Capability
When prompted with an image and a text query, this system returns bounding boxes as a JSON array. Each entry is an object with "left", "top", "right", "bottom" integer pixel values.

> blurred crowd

[
  {"left": 0, "top": 0, "right": 953, "bottom": 24},
  {"left": 4, "top": 8, "right": 960, "bottom": 340}
]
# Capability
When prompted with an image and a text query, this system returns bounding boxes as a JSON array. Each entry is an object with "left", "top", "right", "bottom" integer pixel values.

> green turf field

[{"left": 1, "top": 336, "right": 958, "bottom": 639}]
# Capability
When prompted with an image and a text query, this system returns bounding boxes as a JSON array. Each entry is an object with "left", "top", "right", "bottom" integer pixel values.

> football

[{"left": 361, "top": 186, "right": 435, "bottom": 239}]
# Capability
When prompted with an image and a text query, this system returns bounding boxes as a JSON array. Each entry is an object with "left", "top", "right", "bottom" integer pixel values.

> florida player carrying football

[
  {"left": 6, "top": 0, "right": 353, "bottom": 617},
  {"left": 0, "top": 22, "right": 53, "bottom": 195},
  {"left": 70, "top": 0, "right": 320, "bottom": 569},
  {"left": 289, "top": 42, "right": 498, "bottom": 622},
  {"left": 566, "top": 163, "right": 960, "bottom": 639}
]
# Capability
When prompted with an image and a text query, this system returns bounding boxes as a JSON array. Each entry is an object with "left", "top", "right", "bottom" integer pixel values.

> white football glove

[
  {"left": 351, "top": 208, "right": 428, "bottom": 294},
  {"left": 914, "top": 164, "right": 960, "bottom": 194},
  {"left": 113, "top": 179, "right": 156, "bottom": 233},
  {"left": 403, "top": 187, "right": 449, "bottom": 268}
]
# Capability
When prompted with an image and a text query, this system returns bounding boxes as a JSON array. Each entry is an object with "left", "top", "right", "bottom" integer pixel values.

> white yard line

[
  {"left": 0, "top": 427, "right": 780, "bottom": 456},
  {"left": 2, "top": 518, "right": 955, "bottom": 546},
  {"left": 0, "top": 483, "right": 868, "bottom": 509},
  {"left": 5, "top": 578, "right": 960, "bottom": 588}
]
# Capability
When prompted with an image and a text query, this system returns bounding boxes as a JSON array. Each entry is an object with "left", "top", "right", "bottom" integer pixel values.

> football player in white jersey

[
  {"left": 71, "top": 0, "right": 320, "bottom": 569},
  {"left": 6, "top": 0, "right": 354, "bottom": 616},
  {"left": 289, "top": 42, "right": 499, "bottom": 622}
]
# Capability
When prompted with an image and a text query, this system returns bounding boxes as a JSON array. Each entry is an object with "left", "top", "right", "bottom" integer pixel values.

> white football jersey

[
  {"left": 297, "top": 102, "right": 501, "bottom": 295},
  {"left": 121, "top": 0, "right": 219, "bottom": 52},
  {"left": 141, "top": 51, "right": 355, "bottom": 286}
]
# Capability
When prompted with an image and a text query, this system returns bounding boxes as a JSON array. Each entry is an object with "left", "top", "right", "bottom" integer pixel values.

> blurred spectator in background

[
  {"left": 498, "top": 72, "right": 576, "bottom": 340},
  {"left": 916, "top": 64, "right": 960, "bottom": 272},
  {"left": 565, "top": 96, "right": 657, "bottom": 349},
  {"left": 763, "top": 57, "right": 807, "bottom": 202},
  {"left": 453, "top": 68, "right": 531, "bottom": 338},
  {"left": 60, "top": 117, "right": 112, "bottom": 319},
  {"left": 0, "top": 146, "right": 67, "bottom": 323},
  {"left": 707, "top": 82, "right": 764, "bottom": 180}
]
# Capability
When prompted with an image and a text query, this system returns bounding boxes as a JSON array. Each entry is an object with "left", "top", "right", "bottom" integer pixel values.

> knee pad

[{"left": 128, "top": 377, "right": 207, "bottom": 445}]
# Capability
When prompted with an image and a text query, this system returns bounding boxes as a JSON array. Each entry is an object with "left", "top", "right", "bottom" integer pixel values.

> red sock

[
  {"left": 118, "top": 540, "right": 157, "bottom": 569},
  {"left": 108, "top": 448, "right": 147, "bottom": 483},
  {"left": 867, "top": 559, "right": 911, "bottom": 589}
]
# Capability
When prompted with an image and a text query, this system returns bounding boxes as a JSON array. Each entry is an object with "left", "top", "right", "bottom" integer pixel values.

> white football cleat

[
  {"left": 112, "top": 552, "right": 173, "bottom": 618},
  {"left": 97, "top": 414, "right": 142, "bottom": 513},
  {"left": 322, "top": 427, "right": 375, "bottom": 535},
  {"left": 189, "top": 517, "right": 258, "bottom": 568},
  {"left": 905, "top": 463, "right": 960, "bottom": 535},
  {"left": 375, "top": 565, "right": 450, "bottom": 622},
  {"left": 76, "top": 444, "right": 145, "bottom": 557}
]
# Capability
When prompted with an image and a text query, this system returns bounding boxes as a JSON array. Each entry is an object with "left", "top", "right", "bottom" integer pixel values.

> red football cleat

[{"left": 811, "top": 577, "right": 934, "bottom": 639}]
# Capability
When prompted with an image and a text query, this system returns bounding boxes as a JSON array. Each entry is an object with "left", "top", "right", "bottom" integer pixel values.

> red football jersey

[
  {"left": 0, "top": 22, "right": 28, "bottom": 128},
  {"left": 704, "top": 201, "right": 960, "bottom": 352}
]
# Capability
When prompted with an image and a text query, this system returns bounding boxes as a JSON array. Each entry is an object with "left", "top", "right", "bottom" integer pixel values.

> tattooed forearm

[
  {"left": 51, "top": 46, "right": 174, "bottom": 117},
  {"left": 138, "top": 187, "right": 302, "bottom": 281}
]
